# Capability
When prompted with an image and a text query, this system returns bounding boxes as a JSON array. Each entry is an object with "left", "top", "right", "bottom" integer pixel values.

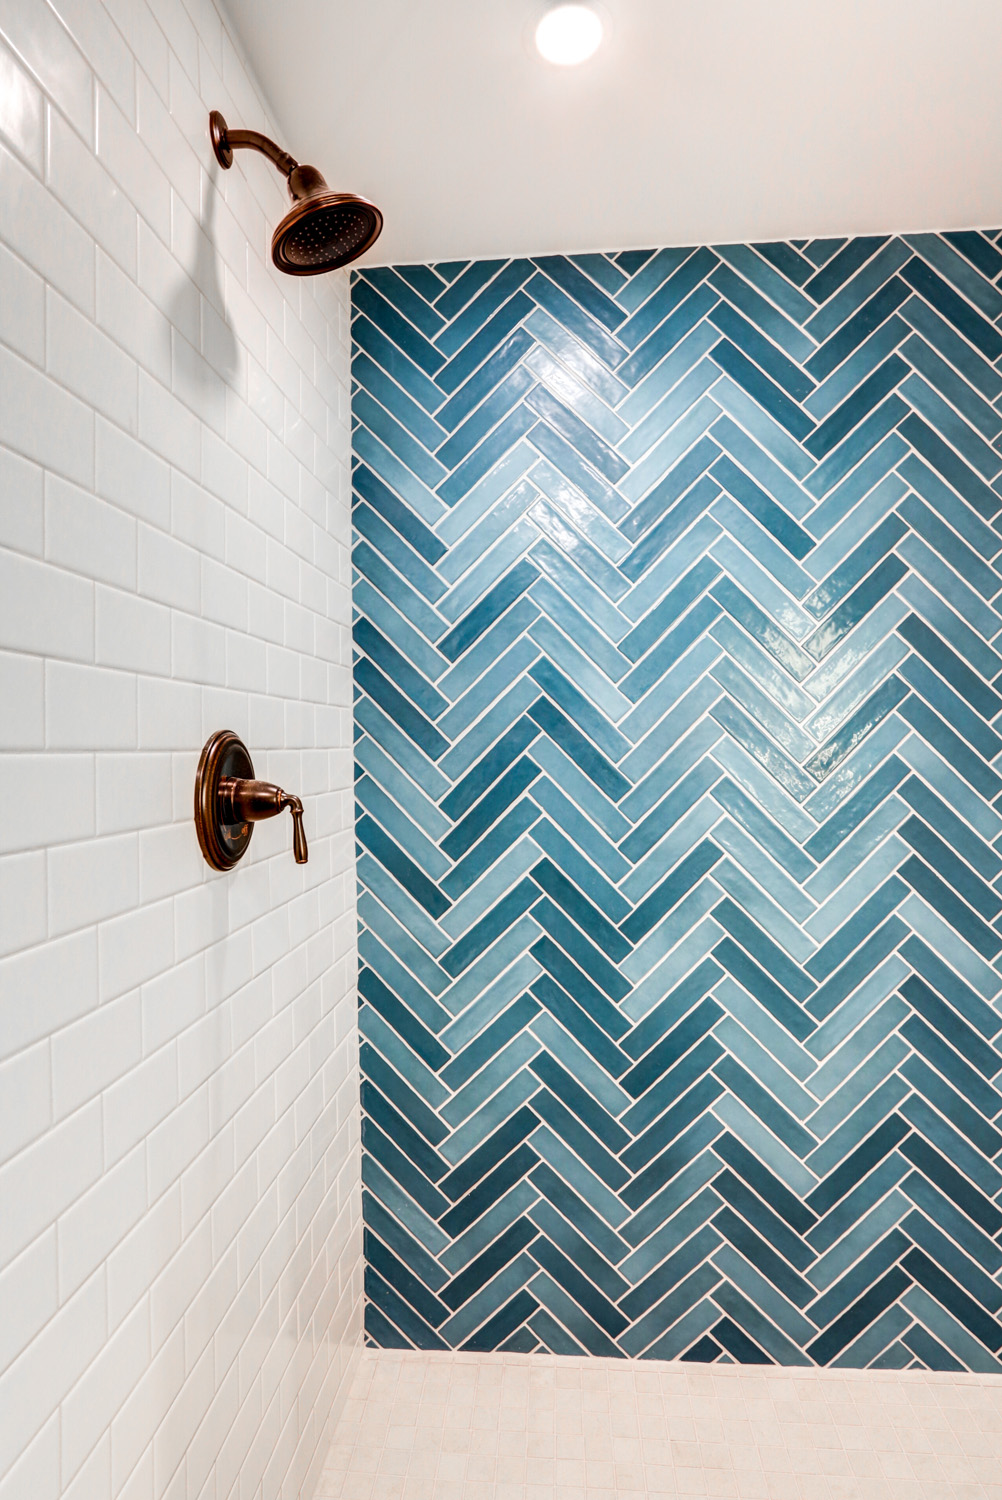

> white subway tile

[
  {"left": 96, "top": 750, "right": 173, "bottom": 835},
  {"left": 137, "top": 70, "right": 199, "bottom": 220},
  {"left": 0, "top": 1414, "right": 59, "bottom": 1500},
  {"left": 152, "top": 1340, "right": 214, "bottom": 1495},
  {"left": 137, "top": 674, "right": 201, "bottom": 749},
  {"left": 48, "top": 829, "right": 139, "bottom": 936},
  {"left": 61, "top": 1298, "right": 147, "bottom": 1480},
  {"left": 0, "top": 0, "right": 358, "bottom": 1488},
  {"left": 172, "top": 471, "right": 225, "bottom": 558},
  {"left": 111, "top": 1334, "right": 180, "bottom": 1498},
  {"left": 57, "top": 1142, "right": 147, "bottom": 1301},
  {"left": 201, "top": 423, "right": 248, "bottom": 510},
  {"left": 137, "top": 215, "right": 198, "bottom": 349},
  {"left": 52, "top": 986, "right": 141, "bottom": 1119},
  {"left": 106, "top": 1182, "right": 179, "bottom": 1331},
  {"left": 62, "top": 1432, "right": 110, "bottom": 1500},
  {"left": 0, "top": 1227, "right": 57, "bottom": 1370},
  {"left": 180, "top": 1125, "right": 234, "bottom": 1238},
  {"left": 45, "top": 659, "right": 137, "bottom": 750},
  {"left": 0, "top": 343, "right": 94, "bottom": 485},
  {"left": 95, "top": 246, "right": 171, "bottom": 385},
  {"left": 201, "top": 554, "right": 247, "bottom": 630},
  {"left": 172, "top": 610, "right": 226, "bottom": 685},
  {"left": 0, "top": 446, "right": 43, "bottom": 556},
  {"left": 44, "top": 472, "right": 137, "bottom": 590},
  {"left": 0, "top": 848, "right": 45, "bottom": 963},
  {"left": 0, "top": 648, "right": 44, "bottom": 749},
  {"left": 0, "top": 1097, "right": 103, "bottom": 1266},
  {"left": 43, "top": 0, "right": 135, "bottom": 122},
  {"left": 114, "top": 1446, "right": 152, "bottom": 1500},
  {"left": 173, "top": 319, "right": 234, "bottom": 430},
  {"left": 0, "top": 34, "right": 43, "bottom": 173},
  {"left": 95, "top": 414, "right": 171, "bottom": 528},
  {"left": 0, "top": 239, "right": 44, "bottom": 365},
  {"left": 138, "top": 368, "right": 201, "bottom": 475},
  {"left": 100, "top": 0, "right": 168, "bottom": 104},
  {"left": 186, "top": 1359, "right": 239, "bottom": 1496},
  {"left": 226, "top": 628, "right": 267, "bottom": 692},
  {"left": 0, "top": 549, "right": 94, "bottom": 662},
  {"left": 0, "top": 1035, "right": 50, "bottom": 1167},
  {"left": 0, "top": 927, "right": 97, "bottom": 1064},
  {"left": 149, "top": 1213, "right": 210, "bottom": 1353},
  {"left": 146, "top": 1082, "right": 208, "bottom": 1204},
  {"left": 0, "top": 751, "right": 95, "bottom": 855},
  {"left": 46, "top": 284, "right": 139, "bottom": 431},
  {"left": 103, "top": 1038, "right": 178, "bottom": 1170},
  {"left": 96, "top": 584, "right": 172, "bottom": 676},
  {"left": 98, "top": 896, "right": 174, "bottom": 1000},
  {"left": 0, "top": 0, "right": 93, "bottom": 143},
  {"left": 96, "top": 83, "right": 170, "bottom": 242},
  {"left": 0, "top": 139, "right": 95, "bottom": 314},
  {"left": 47, "top": 102, "right": 138, "bottom": 279},
  {"left": 139, "top": 819, "right": 202, "bottom": 903}
]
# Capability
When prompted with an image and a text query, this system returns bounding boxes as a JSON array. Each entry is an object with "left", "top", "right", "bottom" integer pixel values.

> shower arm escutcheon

[{"left": 195, "top": 730, "right": 308, "bottom": 871}]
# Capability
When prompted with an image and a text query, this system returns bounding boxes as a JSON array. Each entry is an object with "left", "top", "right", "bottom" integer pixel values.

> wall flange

[{"left": 194, "top": 731, "right": 308, "bottom": 871}]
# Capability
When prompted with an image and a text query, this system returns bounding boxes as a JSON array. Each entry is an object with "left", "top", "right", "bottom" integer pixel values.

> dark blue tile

[
  {"left": 901, "top": 257, "right": 1002, "bottom": 362},
  {"left": 898, "top": 695, "right": 1002, "bottom": 802},
  {"left": 534, "top": 256, "right": 627, "bottom": 332},
  {"left": 436, "top": 291, "right": 535, "bottom": 395},
  {"left": 711, "top": 340, "right": 814, "bottom": 440},
  {"left": 900, "top": 413, "right": 1000, "bottom": 520},
  {"left": 354, "top": 279, "right": 446, "bottom": 374},
  {"left": 804, "top": 237, "right": 890, "bottom": 303},
  {"left": 805, "top": 277, "right": 910, "bottom": 382}
]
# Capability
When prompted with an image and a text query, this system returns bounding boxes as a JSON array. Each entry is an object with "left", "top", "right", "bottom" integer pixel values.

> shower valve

[{"left": 195, "top": 731, "right": 308, "bottom": 870}]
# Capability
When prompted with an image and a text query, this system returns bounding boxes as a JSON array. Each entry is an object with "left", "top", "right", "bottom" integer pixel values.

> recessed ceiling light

[{"left": 534, "top": 4, "right": 604, "bottom": 66}]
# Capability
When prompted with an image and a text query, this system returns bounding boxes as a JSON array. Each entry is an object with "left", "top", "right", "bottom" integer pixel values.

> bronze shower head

[{"left": 209, "top": 110, "right": 382, "bottom": 275}]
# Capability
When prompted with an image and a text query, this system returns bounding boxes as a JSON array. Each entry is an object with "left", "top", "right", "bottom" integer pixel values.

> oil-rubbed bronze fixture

[
  {"left": 194, "top": 731, "right": 308, "bottom": 870},
  {"left": 209, "top": 110, "right": 382, "bottom": 274}
]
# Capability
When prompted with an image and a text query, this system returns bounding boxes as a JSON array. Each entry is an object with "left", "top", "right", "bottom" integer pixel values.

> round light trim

[{"left": 534, "top": 4, "right": 603, "bottom": 65}]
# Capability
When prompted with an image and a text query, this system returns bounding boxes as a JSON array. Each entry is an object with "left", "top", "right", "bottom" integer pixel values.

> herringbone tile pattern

[{"left": 350, "top": 233, "right": 1002, "bottom": 1370}]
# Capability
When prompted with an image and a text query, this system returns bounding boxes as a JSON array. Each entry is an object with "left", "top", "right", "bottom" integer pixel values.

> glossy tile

[{"left": 354, "top": 238, "right": 1002, "bottom": 1375}]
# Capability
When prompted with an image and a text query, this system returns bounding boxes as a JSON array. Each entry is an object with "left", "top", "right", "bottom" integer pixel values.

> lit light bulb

[{"left": 534, "top": 4, "right": 604, "bottom": 66}]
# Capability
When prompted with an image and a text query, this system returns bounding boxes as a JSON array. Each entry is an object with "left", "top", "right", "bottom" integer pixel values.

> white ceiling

[{"left": 225, "top": 0, "right": 1002, "bottom": 268}]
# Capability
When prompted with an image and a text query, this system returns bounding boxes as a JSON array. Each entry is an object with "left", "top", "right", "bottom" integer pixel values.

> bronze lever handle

[
  {"left": 194, "top": 731, "right": 309, "bottom": 870},
  {"left": 219, "top": 778, "right": 309, "bottom": 864}
]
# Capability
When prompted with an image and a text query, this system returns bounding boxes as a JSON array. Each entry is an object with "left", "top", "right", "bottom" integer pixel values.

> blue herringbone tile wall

[{"left": 350, "top": 234, "right": 1002, "bottom": 1370}]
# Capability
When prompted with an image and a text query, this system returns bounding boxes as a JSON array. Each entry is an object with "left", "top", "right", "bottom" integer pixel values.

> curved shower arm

[{"left": 210, "top": 110, "right": 298, "bottom": 177}]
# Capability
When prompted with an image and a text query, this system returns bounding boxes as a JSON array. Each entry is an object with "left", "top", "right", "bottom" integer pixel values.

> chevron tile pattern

[{"left": 350, "top": 231, "right": 1002, "bottom": 1370}]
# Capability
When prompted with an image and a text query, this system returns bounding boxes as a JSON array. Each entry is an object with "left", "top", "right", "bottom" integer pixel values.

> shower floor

[{"left": 314, "top": 1348, "right": 1002, "bottom": 1500}]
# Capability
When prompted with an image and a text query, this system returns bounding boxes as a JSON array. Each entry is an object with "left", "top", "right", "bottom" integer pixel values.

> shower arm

[{"left": 210, "top": 110, "right": 298, "bottom": 178}]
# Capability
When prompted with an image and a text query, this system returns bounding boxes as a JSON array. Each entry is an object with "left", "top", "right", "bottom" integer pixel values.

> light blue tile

[{"left": 353, "top": 237, "right": 1002, "bottom": 1367}]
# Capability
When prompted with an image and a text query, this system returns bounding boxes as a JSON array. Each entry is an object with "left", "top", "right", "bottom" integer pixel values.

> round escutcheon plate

[{"left": 194, "top": 730, "right": 255, "bottom": 870}]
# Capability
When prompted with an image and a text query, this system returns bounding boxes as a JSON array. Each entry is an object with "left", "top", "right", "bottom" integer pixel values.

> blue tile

[{"left": 354, "top": 236, "right": 1002, "bottom": 1367}]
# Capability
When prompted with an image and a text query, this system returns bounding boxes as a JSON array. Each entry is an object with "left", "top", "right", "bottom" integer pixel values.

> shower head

[{"left": 209, "top": 110, "right": 382, "bottom": 275}]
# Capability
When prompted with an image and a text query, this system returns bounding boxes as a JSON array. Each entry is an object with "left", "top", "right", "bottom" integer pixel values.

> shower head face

[{"left": 272, "top": 190, "right": 383, "bottom": 275}]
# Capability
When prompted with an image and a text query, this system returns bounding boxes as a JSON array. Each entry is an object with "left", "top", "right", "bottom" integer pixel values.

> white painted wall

[
  {"left": 229, "top": 0, "right": 1002, "bottom": 267},
  {"left": 0, "top": 0, "right": 361, "bottom": 1496}
]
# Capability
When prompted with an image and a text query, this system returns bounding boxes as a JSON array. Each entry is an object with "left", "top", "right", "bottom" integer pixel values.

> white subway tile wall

[{"left": 0, "top": 0, "right": 361, "bottom": 1496}]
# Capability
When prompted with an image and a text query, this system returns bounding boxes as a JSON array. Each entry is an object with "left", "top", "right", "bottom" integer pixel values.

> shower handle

[
  {"left": 194, "top": 730, "right": 308, "bottom": 870},
  {"left": 219, "top": 777, "right": 308, "bottom": 864}
]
